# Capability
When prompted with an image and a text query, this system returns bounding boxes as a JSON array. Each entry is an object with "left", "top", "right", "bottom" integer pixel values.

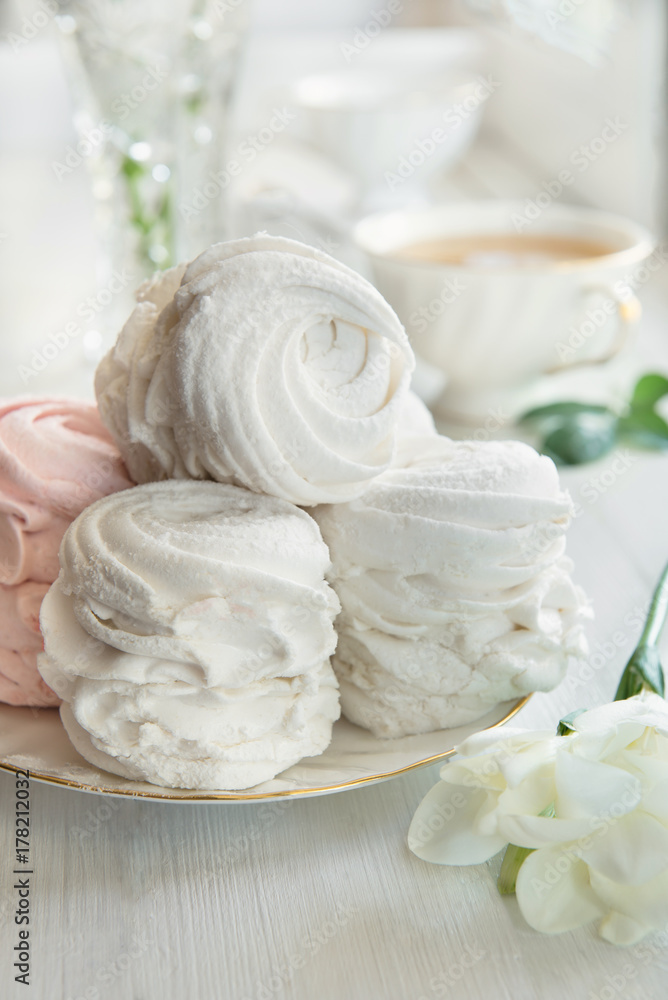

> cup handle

[{"left": 546, "top": 284, "right": 642, "bottom": 374}]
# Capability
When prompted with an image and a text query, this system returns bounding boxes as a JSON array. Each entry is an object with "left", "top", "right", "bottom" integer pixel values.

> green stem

[
  {"left": 497, "top": 803, "right": 556, "bottom": 896},
  {"left": 498, "top": 844, "right": 535, "bottom": 895},
  {"left": 639, "top": 560, "right": 668, "bottom": 648},
  {"left": 614, "top": 560, "right": 668, "bottom": 701}
]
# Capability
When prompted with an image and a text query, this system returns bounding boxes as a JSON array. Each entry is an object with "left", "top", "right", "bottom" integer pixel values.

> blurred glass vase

[{"left": 55, "top": 0, "right": 246, "bottom": 288}]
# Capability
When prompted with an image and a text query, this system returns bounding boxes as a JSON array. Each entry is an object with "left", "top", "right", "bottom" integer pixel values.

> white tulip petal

[
  {"left": 441, "top": 757, "right": 506, "bottom": 791},
  {"left": 456, "top": 728, "right": 554, "bottom": 757},
  {"left": 408, "top": 781, "right": 507, "bottom": 864},
  {"left": 614, "top": 747, "right": 668, "bottom": 780},
  {"left": 589, "top": 864, "right": 668, "bottom": 927},
  {"left": 598, "top": 911, "right": 652, "bottom": 946},
  {"left": 443, "top": 738, "right": 559, "bottom": 794},
  {"left": 608, "top": 747, "right": 668, "bottom": 822},
  {"left": 475, "top": 791, "right": 510, "bottom": 837},
  {"left": 573, "top": 693, "right": 668, "bottom": 739},
  {"left": 638, "top": 777, "right": 668, "bottom": 823},
  {"left": 627, "top": 727, "right": 668, "bottom": 760},
  {"left": 496, "top": 766, "right": 556, "bottom": 818},
  {"left": 498, "top": 740, "right": 562, "bottom": 787},
  {"left": 555, "top": 751, "right": 641, "bottom": 819},
  {"left": 499, "top": 815, "right": 593, "bottom": 850},
  {"left": 578, "top": 810, "right": 668, "bottom": 885},
  {"left": 574, "top": 725, "right": 647, "bottom": 763},
  {"left": 516, "top": 846, "right": 606, "bottom": 934}
]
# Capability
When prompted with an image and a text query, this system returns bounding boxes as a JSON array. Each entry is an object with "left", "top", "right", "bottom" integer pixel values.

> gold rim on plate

[{"left": 0, "top": 695, "right": 531, "bottom": 802}]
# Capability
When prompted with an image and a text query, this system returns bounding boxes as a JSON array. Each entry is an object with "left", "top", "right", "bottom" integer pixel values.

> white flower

[{"left": 408, "top": 692, "right": 668, "bottom": 945}]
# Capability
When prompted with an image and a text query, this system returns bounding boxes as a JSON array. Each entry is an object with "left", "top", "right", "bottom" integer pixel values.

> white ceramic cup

[{"left": 354, "top": 201, "right": 655, "bottom": 417}]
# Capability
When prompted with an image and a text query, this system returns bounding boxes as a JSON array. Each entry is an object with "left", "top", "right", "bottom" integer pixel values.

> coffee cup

[{"left": 354, "top": 201, "right": 655, "bottom": 419}]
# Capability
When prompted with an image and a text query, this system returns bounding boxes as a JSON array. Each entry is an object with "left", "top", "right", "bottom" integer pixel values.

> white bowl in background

[{"left": 284, "top": 29, "right": 488, "bottom": 201}]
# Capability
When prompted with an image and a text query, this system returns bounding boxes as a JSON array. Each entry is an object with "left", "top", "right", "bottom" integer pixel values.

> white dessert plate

[{"left": 0, "top": 697, "right": 529, "bottom": 802}]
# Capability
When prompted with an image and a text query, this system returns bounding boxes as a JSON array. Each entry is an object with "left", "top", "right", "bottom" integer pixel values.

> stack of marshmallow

[
  {"left": 30, "top": 236, "right": 588, "bottom": 790},
  {"left": 38, "top": 237, "right": 417, "bottom": 789},
  {"left": 0, "top": 399, "right": 132, "bottom": 707},
  {"left": 313, "top": 436, "right": 587, "bottom": 738},
  {"left": 41, "top": 482, "right": 341, "bottom": 789}
]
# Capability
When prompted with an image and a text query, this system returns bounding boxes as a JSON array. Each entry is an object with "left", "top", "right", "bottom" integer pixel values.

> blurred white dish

[
  {"left": 287, "top": 69, "right": 486, "bottom": 202},
  {"left": 281, "top": 29, "right": 487, "bottom": 205},
  {"left": 0, "top": 697, "right": 529, "bottom": 802}
]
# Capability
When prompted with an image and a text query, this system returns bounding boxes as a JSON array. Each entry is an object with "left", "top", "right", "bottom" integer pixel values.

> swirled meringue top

[
  {"left": 95, "top": 236, "right": 415, "bottom": 505},
  {"left": 38, "top": 480, "right": 341, "bottom": 789},
  {"left": 0, "top": 398, "right": 132, "bottom": 706},
  {"left": 313, "top": 436, "right": 589, "bottom": 737}
]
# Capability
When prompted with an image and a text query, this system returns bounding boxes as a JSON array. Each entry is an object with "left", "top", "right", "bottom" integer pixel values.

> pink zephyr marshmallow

[{"left": 0, "top": 398, "right": 133, "bottom": 706}]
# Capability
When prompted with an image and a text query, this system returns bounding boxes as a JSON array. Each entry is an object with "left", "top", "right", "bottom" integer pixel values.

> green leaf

[
  {"left": 618, "top": 410, "right": 668, "bottom": 450},
  {"left": 630, "top": 373, "right": 668, "bottom": 410},
  {"left": 614, "top": 645, "right": 664, "bottom": 700},
  {"left": 518, "top": 372, "right": 668, "bottom": 466},
  {"left": 519, "top": 401, "right": 612, "bottom": 425},
  {"left": 540, "top": 445, "right": 569, "bottom": 466},
  {"left": 556, "top": 709, "right": 586, "bottom": 736},
  {"left": 619, "top": 429, "right": 668, "bottom": 451},
  {"left": 542, "top": 413, "right": 618, "bottom": 465}
]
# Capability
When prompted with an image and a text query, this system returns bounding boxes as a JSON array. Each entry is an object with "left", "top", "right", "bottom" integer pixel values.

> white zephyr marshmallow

[
  {"left": 313, "top": 435, "right": 590, "bottom": 738},
  {"left": 38, "top": 481, "right": 341, "bottom": 790},
  {"left": 95, "top": 236, "right": 416, "bottom": 506}
]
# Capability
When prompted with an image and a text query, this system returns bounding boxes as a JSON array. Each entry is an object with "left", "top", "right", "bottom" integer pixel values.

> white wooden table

[{"left": 2, "top": 29, "right": 668, "bottom": 1000}]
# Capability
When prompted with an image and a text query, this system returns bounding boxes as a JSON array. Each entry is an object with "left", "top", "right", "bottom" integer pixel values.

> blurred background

[{"left": 1, "top": 0, "right": 667, "bottom": 437}]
